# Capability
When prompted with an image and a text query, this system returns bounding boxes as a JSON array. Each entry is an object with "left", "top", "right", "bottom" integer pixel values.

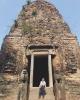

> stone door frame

[{"left": 29, "top": 50, "right": 53, "bottom": 88}]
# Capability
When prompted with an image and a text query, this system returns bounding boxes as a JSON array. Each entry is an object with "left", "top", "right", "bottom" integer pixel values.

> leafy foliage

[
  {"left": 32, "top": 10, "right": 37, "bottom": 17},
  {"left": 21, "top": 11, "right": 25, "bottom": 17},
  {"left": 22, "top": 21, "right": 33, "bottom": 34},
  {"left": 27, "top": 0, "right": 31, "bottom": 5}
]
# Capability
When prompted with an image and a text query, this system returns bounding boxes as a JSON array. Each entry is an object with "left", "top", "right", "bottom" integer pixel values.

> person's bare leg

[
  {"left": 39, "top": 94, "right": 41, "bottom": 99},
  {"left": 42, "top": 95, "right": 45, "bottom": 99}
]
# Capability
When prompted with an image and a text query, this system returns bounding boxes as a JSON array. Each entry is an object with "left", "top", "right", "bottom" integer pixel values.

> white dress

[
  {"left": 39, "top": 81, "right": 46, "bottom": 88},
  {"left": 39, "top": 81, "right": 46, "bottom": 96}
]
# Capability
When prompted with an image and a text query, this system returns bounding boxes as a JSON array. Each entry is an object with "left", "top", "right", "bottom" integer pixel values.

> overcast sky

[{"left": 0, "top": 0, "right": 80, "bottom": 49}]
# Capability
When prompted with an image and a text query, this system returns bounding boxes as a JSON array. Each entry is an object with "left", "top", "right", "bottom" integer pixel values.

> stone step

[{"left": 29, "top": 87, "right": 55, "bottom": 100}]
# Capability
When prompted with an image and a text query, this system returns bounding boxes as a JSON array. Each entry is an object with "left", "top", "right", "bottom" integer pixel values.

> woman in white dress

[{"left": 39, "top": 78, "right": 46, "bottom": 98}]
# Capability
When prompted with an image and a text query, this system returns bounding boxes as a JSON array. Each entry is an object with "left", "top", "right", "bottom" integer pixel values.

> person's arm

[
  {"left": 45, "top": 81, "right": 46, "bottom": 88},
  {"left": 39, "top": 82, "right": 41, "bottom": 88}
]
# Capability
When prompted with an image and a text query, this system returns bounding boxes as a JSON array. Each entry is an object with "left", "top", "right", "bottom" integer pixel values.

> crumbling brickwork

[{"left": 0, "top": 0, "right": 80, "bottom": 100}]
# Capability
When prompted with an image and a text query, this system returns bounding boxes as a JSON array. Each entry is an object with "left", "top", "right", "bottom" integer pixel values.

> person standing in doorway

[{"left": 39, "top": 78, "right": 46, "bottom": 99}]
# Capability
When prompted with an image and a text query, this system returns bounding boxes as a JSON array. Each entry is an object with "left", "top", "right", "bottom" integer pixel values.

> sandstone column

[
  {"left": 30, "top": 54, "right": 34, "bottom": 87},
  {"left": 48, "top": 51, "right": 53, "bottom": 87}
]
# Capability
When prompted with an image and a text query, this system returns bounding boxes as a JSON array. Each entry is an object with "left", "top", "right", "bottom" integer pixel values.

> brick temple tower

[{"left": 0, "top": 0, "right": 80, "bottom": 100}]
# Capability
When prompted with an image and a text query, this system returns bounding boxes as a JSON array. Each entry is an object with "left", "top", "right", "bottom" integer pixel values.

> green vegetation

[
  {"left": 27, "top": 0, "right": 31, "bottom": 5},
  {"left": 32, "top": 10, "right": 37, "bottom": 17},
  {"left": 22, "top": 21, "right": 33, "bottom": 34},
  {"left": 21, "top": 11, "right": 25, "bottom": 17},
  {"left": 14, "top": 20, "right": 18, "bottom": 28}
]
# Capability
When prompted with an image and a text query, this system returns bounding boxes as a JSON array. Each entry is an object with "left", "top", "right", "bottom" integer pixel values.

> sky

[{"left": 0, "top": 0, "right": 80, "bottom": 49}]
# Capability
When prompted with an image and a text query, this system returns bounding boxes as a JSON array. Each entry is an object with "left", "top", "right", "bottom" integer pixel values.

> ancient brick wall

[{"left": 0, "top": 0, "right": 80, "bottom": 100}]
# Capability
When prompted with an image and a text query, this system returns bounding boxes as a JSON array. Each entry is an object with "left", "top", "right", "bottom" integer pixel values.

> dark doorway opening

[
  {"left": 33, "top": 55, "right": 49, "bottom": 87},
  {"left": 27, "top": 56, "right": 31, "bottom": 85}
]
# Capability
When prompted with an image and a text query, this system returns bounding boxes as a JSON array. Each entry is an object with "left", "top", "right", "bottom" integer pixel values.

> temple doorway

[{"left": 33, "top": 55, "right": 49, "bottom": 87}]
